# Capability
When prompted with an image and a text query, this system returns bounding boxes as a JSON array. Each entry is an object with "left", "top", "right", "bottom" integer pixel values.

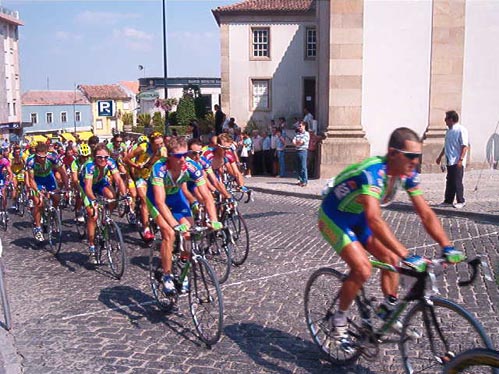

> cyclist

[
  {"left": 0, "top": 148, "right": 13, "bottom": 214},
  {"left": 318, "top": 127, "right": 466, "bottom": 350},
  {"left": 124, "top": 132, "right": 166, "bottom": 241},
  {"left": 26, "top": 143, "right": 69, "bottom": 242},
  {"left": 9, "top": 146, "right": 25, "bottom": 210},
  {"left": 80, "top": 143, "right": 126, "bottom": 263},
  {"left": 71, "top": 144, "right": 91, "bottom": 222},
  {"left": 147, "top": 136, "right": 222, "bottom": 294}
]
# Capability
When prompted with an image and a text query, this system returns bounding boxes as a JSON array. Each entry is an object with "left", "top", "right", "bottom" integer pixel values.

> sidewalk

[{"left": 245, "top": 169, "right": 499, "bottom": 222}]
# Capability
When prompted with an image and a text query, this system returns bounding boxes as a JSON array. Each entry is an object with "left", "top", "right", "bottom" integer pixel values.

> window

[
  {"left": 123, "top": 102, "right": 130, "bottom": 110},
  {"left": 46, "top": 112, "right": 53, "bottom": 124},
  {"left": 252, "top": 28, "right": 270, "bottom": 58},
  {"left": 75, "top": 111, "right": 81, "bottom": 122},
  {"left": 12, "top": 102, "right": 16, "bottom": 116},
  {"left": 61, "top": 111, "right": 67, "bottom": 123},
  {"left": 96, "top": 119, "right": 103, "bottom": 130},
  {"left": 31, "top": 113, "right": 38, "bottom": 124},
  {"left": 306, "top": 27, "right": 317, "bottom": 59},
  {"left": 251, "top": 79, "right": 271, "bottom": 110}
]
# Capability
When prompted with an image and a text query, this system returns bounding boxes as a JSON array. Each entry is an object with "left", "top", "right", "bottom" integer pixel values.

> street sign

[
  {"left": 137, "top": 90, "right": 159, "bottom": 101},
  {"left": 97, "top": 100, "right": 115, "bottom": 117}
]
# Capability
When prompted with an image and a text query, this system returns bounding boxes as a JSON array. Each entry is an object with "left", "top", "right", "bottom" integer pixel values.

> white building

[
  {"left": 213, "top": 0, "right": 499, "bottom": 176},
  {"left": 0, "top": 5, "right": 23, "bottom": 140}
]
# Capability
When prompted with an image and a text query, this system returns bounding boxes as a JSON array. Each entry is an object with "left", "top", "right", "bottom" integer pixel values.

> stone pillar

[
  {"left": 423, "top": 0, "right": 466, "bottom": 172},
  {"left": 220, "top": 23, "right": 230, "bottom": 114},
  {"left": 316, "top": 0, "right": 330, "bottom": 135},
  {"left": 319, "top": 0, "right": 370, "bottom": 178}
]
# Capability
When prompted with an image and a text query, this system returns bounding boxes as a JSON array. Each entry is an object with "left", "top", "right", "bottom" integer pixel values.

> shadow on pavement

[
  {"left": 242, "top": 211, "right": 289, "bottom": 220},
  {"left": 129, "top": 255, "right": 149, "bottom": 272},
  {"left": 98, "top": 285, "right": 202, "bottom": 347},
  {"left": 225, "top": 322, "right": 376, "bottom": 374}
]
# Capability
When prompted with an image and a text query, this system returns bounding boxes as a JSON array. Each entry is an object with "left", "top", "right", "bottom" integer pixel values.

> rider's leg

[
  {"left": 12, "top": 178, "right": 17, "bottom": 200},
  {"left": 86, "top": 206, "right": 96, "bottom": 247},
  {"left": 156, "top": 214, "right": 175, "bottom": 274},
  {"left": 365, "top": 236, "right": 400, "bottom": 298},
  {"left": 33, "top": 194, "right": 42, "bottom": 227},
  {"left": 137, "top": 183, "right": 149, "bottom": 227},
  {"left": 101, "top": 186, "right": 117, "bottom": 211}
]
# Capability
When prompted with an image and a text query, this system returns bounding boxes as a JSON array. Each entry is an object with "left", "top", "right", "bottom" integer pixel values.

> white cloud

[
  {"left": 112, "top": 27, "right": 153, "bottom": 41},
  {"left": 55, "top": 31, "right": 83, "bottom": 42},
  {"left": 75, "top": 10, "right": 140, "bottom": 25}
]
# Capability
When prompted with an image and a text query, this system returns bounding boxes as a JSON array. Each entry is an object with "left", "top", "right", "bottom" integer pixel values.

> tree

[
  {"left": 137, "top": 113, "right": 151, "bottom": 128},
  {"left": 176, "top": 94, "right": 196, "bottom": 126},
  {"left": 121, "top": 112, "right": 134, "bottom": 131}
]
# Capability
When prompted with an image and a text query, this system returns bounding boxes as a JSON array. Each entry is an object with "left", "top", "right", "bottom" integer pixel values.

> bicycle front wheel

[
  {"left": 16, "top": 192, "right": 25, "bottom": 217},
  {"left": 227, "top": 212, "right": 250, "bottom": 266},
  {"left": 400, "top": 296, "right": 494, "bottom": 374},
  {"left": 47, "top": 209, "right": 62, "bottom": 255},
  {"left": 188, "top": 256, "right": 224, "bottom": 346},
  {"left": 148, "top": 241, "right": 177, "bottom": 312},
  {"left": 304, "top": 267, "right": 363, "bottom": 366},
  {"left": 443, "top": 348, "right": 499, "bottom": 374},
  {"left": 203, "top": 230, "right": 231, "bottom": 284},
  {"left": 105, "top": 221, "right": 126, "bottom": 279}
]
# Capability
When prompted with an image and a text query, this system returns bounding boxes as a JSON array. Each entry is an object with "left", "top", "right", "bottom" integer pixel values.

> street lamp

[{"left": 162, "top": 0, "right": 170, "bottom": 135}]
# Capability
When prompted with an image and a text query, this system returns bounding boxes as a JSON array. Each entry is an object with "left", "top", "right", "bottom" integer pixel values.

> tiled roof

[
  {"left": 119, "top": 81, "right": 139, "bottom": 95},
  {"left": 78, "top": 84, "right": 130, "bottom": 100},
  {"left": 21, "top": 90, "right": 90, "bottom": 106},
  {"left": 214, "top": 0, "right": 314, "bottom": 14}
]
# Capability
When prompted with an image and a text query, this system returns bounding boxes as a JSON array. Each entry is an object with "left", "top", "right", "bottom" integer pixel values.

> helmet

[
  {"left": 78, "top": 144, "right": 91, "bottom": 157},
  {"left": 30, "top": 141, "right": 38, "bottom": 148},
  {"left": 137, "top": 135, "right": 149, "bottom": 144},
  {"left": 149, "top": 131, "right": 163, "bottom": 140}
]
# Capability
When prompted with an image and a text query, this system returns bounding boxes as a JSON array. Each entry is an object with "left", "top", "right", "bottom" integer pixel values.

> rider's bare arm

[
  {"left": 360, "top": 194, "right": 409, "bottom": 259},
  {"left": 410, "top": 194, "right": 452, "bottom": 248}
]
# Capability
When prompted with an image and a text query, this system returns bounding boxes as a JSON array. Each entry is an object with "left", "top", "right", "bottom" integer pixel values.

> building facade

[
  {"left": 78, "top": 84, "right": 132, "bottom": 137},
  {"left": 0, "top": 5, "right": 23, "bottom": 141},
  {"left": 21, "top": 90, "right": 92, "bottom": 136},
  {"left": 214, "top": 0, "right": 499, "bottom": 176},
  {"left": 137, "top": 77, "right": 221, "bottom": 116}
]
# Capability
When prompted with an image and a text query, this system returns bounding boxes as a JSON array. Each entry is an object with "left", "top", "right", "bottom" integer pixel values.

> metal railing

[{"left": 0, "top": 239, "right": 12, "bottom": 331}]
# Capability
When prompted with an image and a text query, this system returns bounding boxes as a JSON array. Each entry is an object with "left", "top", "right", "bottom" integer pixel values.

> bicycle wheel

[
  {"left": 202, "top": 230, "right": 231, "bottom": 284},
  {"left": 105, "top": 221, "right": 126, "bottom": 279},
  {"left": 148, "top": 241, "right": 178, "bottom": 312},
  {"left": 47, "top": 209, "right": 62, "bottom": 255},
  {"left": 304, "top": 267, "right": 363, "bottom": 366},
  {"left": 188, "top": 256, "right": 224, "bottom": 346},
  {"left": 399, "top": 296, "right": 495, "bottom": 374},
  {"left": 16, "top": 191, "right": 25, "bottom": 217},
  {"left": 0, "top": 197, "right": 6, "bottom": 232},
  {"left": 226, "top": 212, "right": 250, "bottom": 266},
  {"left": 443, "top": 348, "right": 499, "bottom": 374},
  {"left": 75, "top": 209, "right": 86, "bottom": 239}
]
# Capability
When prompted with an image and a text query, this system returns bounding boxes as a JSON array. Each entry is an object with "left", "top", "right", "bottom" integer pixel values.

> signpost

[{"left": 97, "top": 100, "right": 115, "bottom": 117}]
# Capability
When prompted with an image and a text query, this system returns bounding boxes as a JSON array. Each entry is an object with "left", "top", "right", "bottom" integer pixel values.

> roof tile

[
  {"left": 78, "top": 84, "right": 130, "bottom": 100},
  {"left": 214, "top": 0, "right": 315, "bottom": 13},
  {"left": 21, "top": 90, "right": 90, "bottom": 106}
]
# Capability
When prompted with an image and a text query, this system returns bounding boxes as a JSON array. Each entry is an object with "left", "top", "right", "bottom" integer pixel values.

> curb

[{"left": 250, "top": 186, "right": 499, "bottom": 224}]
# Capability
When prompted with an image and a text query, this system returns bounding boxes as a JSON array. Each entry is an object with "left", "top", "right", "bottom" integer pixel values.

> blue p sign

[{"left": 97, "top": 100, "right": 115, "bottom": 117}]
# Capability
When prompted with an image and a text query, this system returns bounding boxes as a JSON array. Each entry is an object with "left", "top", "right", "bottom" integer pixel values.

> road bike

[
  {"left": 149, "top": 226, "right": 224, "bottom": 347},
  {"left": 304, "top": 256, "right": 495, "bottom": 373},
  {"left": 0, "top": 182, "right": 9, "bottom": 231},
  {"left": 39, "top": 190, "right": 64, "bottom": 255},
  {"left": 443, "top": 348, "right": 499, "bottom": 373},
  {"left": 13, "top": 176, "right": 27, "bottom": 217},
  {"left": 91, "top": 196, "right": 127, "bottom": 280},
  {"left": 217, "top": 199, "right": 250, "bottom": 266}
]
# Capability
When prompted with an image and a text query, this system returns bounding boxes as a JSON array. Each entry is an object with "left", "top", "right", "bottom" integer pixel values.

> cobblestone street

[{"left": 1, "top": 191, "right": 498, "bottom": 373}]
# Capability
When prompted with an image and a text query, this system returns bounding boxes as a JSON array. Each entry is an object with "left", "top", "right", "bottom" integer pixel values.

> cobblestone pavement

[{"left": 0, "top": 191, "right": 498, "bottom": 373}]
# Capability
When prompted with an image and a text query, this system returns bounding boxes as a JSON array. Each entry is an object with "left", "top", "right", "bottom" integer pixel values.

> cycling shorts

[
  {"left": 34, "top": 175, "right": 57, "bottom": 192},
  {"left": 146, "top": 188, "right": 192, "bottom": 221},
  {"left": 135, "top": 177, "right": 147, "bottom": 189},
  {"left": 79, "top": 179, "right": 111, "bottom": 208},
  {"left": 318, "top": 207, "right": 372, "bottom": 254}
]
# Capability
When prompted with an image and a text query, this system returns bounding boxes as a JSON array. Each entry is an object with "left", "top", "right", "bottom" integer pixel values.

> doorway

[{"left": 303, "top": 78, "right": 316, "bottom": 117}]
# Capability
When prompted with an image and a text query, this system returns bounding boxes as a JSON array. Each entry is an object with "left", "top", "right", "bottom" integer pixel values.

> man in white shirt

[
  {"left": 303, "top": 108, "right": 314, "bottom": 131},
  {"left": 292, "top": 121, "right": 310, "bottom": 187},
  {"left": 436, "top": 110, "right": 469, "bottom": 209}
]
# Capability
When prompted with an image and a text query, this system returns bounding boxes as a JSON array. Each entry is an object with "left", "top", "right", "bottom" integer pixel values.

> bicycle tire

[
  {"left": 148, "top": 241, "right": 178, "bottom": 312},
  {"left": 203, "top": 230, "right": 231, "bottom": 284},
  {"left": 188, "top": 256, "right": 224, "bottom": 346},
  {"left": 47, "top": 209, "right": 62, "bottom": 255},
  {"left": 17, "top": 192, "right": 25, "bottom": 217},
  {"left": 227, "top": 212, "right": 250, "bottom": 266},
  {"left": 105, "top": 221, "right": 126, "bottom": 280},
  {"left": 443, "top": 348, "right": 499, "bottom": 374},
  {"left": 0, "top": 196, "right": 6, "bottom": 232},
  {"left": 304, "top": 267, "right": 363, "bottom": 366},
  {"left": 399, "top": 296, "right": 495, "bottom": 374},
  {"left": 75, "top": 209, "right": 86, "bottom": 239}
]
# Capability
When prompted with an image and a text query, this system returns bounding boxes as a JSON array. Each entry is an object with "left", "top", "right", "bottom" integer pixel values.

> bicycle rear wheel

[
  {"left": 203, "top": 230, "right": 231, "bottom": 284},
  {"left": 304, "top": 267, "right": 363, "bottom": 366},
  {"left": 148, "top": 241, "right": 178, "bottom": 312},
  {"left": 443, "top": 348, "right": 499, "bottom": 374},
  {"left": 400, "top": 296, "right": 495, "bottom": 374},
  {"left": 75, "top": 209, "right": 86, "bottom": 239},
  {"left": 105, "top": 221, "right": 126, "bottom": 279},
  {"left": 17, "top": 192, "right": 25, "bottom": 217},
  {"left": 188, "top": 256, "right": 224, "bottom": 346},
  {"left": 226, "top": 212, "right": 249, "bottom": 266},
  {"left": 47, "top": 209, "right": 62, "bottom": 255}
]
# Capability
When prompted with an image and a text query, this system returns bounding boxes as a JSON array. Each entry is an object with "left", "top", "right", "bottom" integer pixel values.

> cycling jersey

[
  {"left": 203, "top": 147, "right": 236, "bottom": 166},
  {"left": 0, "top": 158, "right": 10, "bottom": 182},
  {"left": 107, "top": 143, "right": 126, "bottom": 163},
  {"left": 9, "top": 156, "right": 24, "bottom": 175},
  {"left": 78, "top": 158, "right": 118, "bottom": 200},
  {"left": 132, "top": 143, "right": 167, "bottom": 180},
  {"left": 25, "top": 153, "right": 61, "bottom": 191},
  {"left": 319, "top": 156, "right": 422, "bottom": 253}
]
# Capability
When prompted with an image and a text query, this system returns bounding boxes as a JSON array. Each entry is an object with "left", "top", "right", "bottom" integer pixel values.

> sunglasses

[
  {"left": 170, "top": 152, "right": 188, "bottom": 159},
  {"left": 95, "top": 155, "right": 109, "bottom": 161},
  {"left": 36, "top": 154, "right": 47, "bottom": 159},
  {"left": 217, "top": 144, "right": 231, "bottom": 150},
  {"left": 394, "top": 148, "right": 421, "bottom": 160},
  {"left": 189, "top": 150, "right": 202, "bottom": 156}
]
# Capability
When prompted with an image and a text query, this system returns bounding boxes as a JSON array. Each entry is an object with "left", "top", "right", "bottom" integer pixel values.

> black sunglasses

[
  {"left": 394, "top": 148, "right": 421, "bottom": 160},
  {"left": 189, "top": 150, "right": 203, "bottom": 156},
  {"left": 95, "top": 155, "right": 109, "bottom": 161},
  {"left": 170, "top": 152, "right": 188, "bottom": 159}
]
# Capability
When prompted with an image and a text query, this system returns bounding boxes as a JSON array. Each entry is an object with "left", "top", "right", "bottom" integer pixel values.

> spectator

[
  {"left": 188, "top": 120, "right": 200, "bottom": 139},
  {"left": 252, "top": 130, "right": 263, "bottom": 175},
  {"left": 270, "top": 127, "right": 279, "bottom": 176},
  {"left": 275, "top": 128, "right": 286, "bottom": 178},
  {"left": 262, "top": 131, "right": 272, "bottom": 175},
  {"left": 277, "top": 117, "right": 287, "bottom": 131},
  {"left": 436, "top": 110, "right": 469, "bottom": 209},
  {"left": 307, "top": 129, "right": 322, "bottom": 179},
  {"left": 214, "top": 104, "right": 225, "bottom": 135},
  {"left": 293, "top": 121, "right": 310, "bottom": 187},
  {"left": 303, "top": 107, "right": 314, "bottom": 130},
  {"left": 240, "top": 133, "right": 253, "bottom": 177}
]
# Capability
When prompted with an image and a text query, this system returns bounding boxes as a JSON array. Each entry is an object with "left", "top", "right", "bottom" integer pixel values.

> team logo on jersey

[{"left": 370, "top": 186, "right": 382, "bottom": 194}]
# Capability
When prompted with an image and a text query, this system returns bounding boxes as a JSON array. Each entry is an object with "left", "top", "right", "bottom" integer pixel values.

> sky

[{"left": 2, "top": 0, "right": 235, "bottom": 91}]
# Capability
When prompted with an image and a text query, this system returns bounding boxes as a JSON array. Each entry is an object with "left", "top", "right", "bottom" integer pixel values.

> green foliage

[
  {"left": 168, "top": 111, "right": 178, "bottom": 126},
  {"left": 152, "top": 112, "right": 164, "bottom": 128},
  {"left": 176, "top": 95, "right": 196, "bottom": 126},
  {"left": 197, "top": 112, "right": 215, "bottom": 135},
  {"left": 168, "top": 125, "right": 188, "bottom": 136},
  {"left": 131, "top": 125, "right": 145, "bottom": 134},
  {"left": 121, "top": 112, "right": 133, "bottom": 127},
  {"left": 194, "top": 96, "right": 207, "bottom": 119},
  {"left": 137, "top": 113, "right": 151, "bottom": 128}
]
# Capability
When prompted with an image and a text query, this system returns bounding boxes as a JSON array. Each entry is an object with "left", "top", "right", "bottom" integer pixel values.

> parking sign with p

[{"left": 97, "top": 100, "right": 115, "bottom": 117}]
